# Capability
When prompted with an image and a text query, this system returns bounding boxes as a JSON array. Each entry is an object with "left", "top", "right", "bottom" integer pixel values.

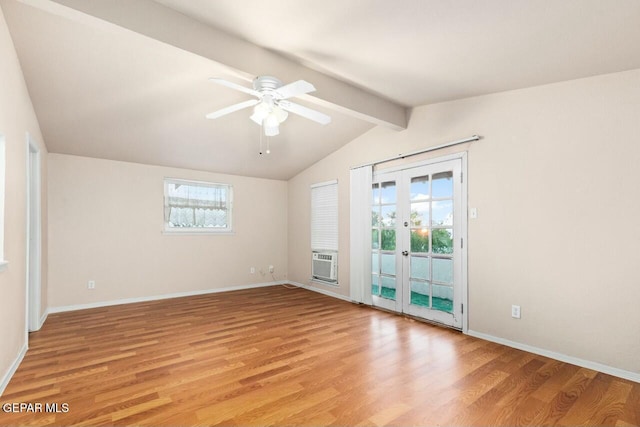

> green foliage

[
  {"left": 381, "top": 229, "right": 396, "bottom": 250},
  {"left": 371, "top": 210, "right": 380, "bottom": 227},
  {"left": 410, "top": 230, "right": 429, "bottom": 253},
  {"left": 373, "top": 209, "right": 452, "bottom": 254},
  {"left": 432, "top": 229, "right": 453, "bottom": 254},
  {"left": 410, "top": 210, "right": 422, "bottom": 226},
  {"left": 371, "top": 229, "right": 379, "bottom": 249}
]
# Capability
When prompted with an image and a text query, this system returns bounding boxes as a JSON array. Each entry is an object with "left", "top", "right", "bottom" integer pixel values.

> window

[
  {"left": 164, "top": 178, "right": 232, "bottom": 233},
  {"left": 0, "top": 134, "right": 6, "bottom": 271},
  {"left": 311, "top": 180, "right": 338, "bottom": 252}
]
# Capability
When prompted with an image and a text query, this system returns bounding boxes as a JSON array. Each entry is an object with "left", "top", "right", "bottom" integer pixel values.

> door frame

[
  {"left": 26, "top": 134, "right": 43, "bottom": 333},
  {"left": 371, "top": 152, "right": 468, "bottom": 332}
]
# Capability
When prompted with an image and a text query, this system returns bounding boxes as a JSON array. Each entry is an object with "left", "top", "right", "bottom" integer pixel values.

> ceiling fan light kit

[{"left": 206, "top": 75, "right": 331, "bottom": 141}]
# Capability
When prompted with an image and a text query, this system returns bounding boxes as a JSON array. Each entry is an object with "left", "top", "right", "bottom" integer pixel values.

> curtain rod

[{"left": 351, "top": 135, "right": 481, "bottom": 169}]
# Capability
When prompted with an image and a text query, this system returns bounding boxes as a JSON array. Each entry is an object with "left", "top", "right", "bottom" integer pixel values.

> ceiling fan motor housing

[{"left": 253, "top": 76, "right": 283, "bottom": 93}]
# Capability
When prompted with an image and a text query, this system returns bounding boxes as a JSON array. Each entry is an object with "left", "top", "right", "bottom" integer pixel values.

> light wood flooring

[{"left": 1, "top": 286, "right": 638, "bottom": 426}]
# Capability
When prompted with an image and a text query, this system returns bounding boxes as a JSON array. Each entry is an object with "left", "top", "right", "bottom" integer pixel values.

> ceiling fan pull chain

[{"left": 259, "top": 124, "right": 264, "bottom": 155}]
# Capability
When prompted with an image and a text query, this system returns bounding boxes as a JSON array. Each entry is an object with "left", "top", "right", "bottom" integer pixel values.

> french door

[{"left": 371, "top": 157, "right": 465, "bottom": 329}]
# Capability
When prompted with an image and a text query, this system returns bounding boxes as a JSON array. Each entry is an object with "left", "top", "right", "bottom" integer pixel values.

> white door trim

[{"left": 26, "top": 134, "right": 42, "bottom": 333}]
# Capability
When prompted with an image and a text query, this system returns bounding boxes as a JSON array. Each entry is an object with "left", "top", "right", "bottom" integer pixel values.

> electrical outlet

[
  {"left": 269, "top": 265, "right": 274, "bottom": 273},
  {"left": 511, "top": 305, "right": 521, "bottom": 319},
  {"left": 250, "top": 267, "right": 255, "bottom": 274},
  {"left": 88, "top": 280, "right": 95, "bottom": 290}
]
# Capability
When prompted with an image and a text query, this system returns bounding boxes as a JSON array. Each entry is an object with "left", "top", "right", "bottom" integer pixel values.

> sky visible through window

[{"left": 374, "top": 173, "right": 453, "bottom": 227}]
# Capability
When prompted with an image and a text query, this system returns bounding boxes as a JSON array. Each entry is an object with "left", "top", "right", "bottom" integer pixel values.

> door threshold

[{"left": 369, "top": 304, "right": 462, "bottom": 332}]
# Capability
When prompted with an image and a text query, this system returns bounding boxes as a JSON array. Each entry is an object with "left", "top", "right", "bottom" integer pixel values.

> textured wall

[
  {"left": 288, "top": 68, "right": 640, "bottom": 374},
  {"left": 0, "top": 4, "right": 48, "bottom": 394},
  {"left": 48, "top": 154, "right": 287, "bottom": 307}
]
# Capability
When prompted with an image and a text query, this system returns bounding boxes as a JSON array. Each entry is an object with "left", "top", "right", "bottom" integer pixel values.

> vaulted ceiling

[{"left": 3, "top": 0, "right": 640, "bottom": 179}]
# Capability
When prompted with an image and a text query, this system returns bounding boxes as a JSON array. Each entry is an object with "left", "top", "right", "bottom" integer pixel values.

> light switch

[{"left": 470, "top": 208, "right": 478, "bottom": 219}]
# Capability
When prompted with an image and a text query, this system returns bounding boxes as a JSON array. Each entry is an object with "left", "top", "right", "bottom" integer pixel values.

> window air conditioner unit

[{"left": 312, "top": 252, "right": 338, "bottom": 283}]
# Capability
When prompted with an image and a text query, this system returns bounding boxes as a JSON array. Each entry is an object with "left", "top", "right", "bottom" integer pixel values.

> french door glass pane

[
  {"left": 381, "top": 229, "right": 396, "bottom": 251},
  {"left": 410, "top": 229, "right": 430, "bottom": 253},
  {"left": 372, "top": 253, "right": 379, "bottom": 273},
  {"left": 432, "top": 228, "right": 453, "bottom": 254},
  {"left": 380, "top": 253, "right": 395, "bottom": 275},
  {"left": 372, "top": 274, "right": 380, "bottom": 296},
  {"left": 380, "top": 181, "right": 396, "bottom": 203},
  {"left": 410, "top": 281, "right": 430, "bottom": 307},
  {"left": 410, "top": 202, "right": 429, "bottom": 226},
  {"left": 372, "top": 183, "right": 380, "bottom": 204},
  {"left": 381, "top": 205, "right": 397, "bottom": 226},
  {"left": 410, "top": 176, "right": 429, "bottom": 201},
  {"left": 432, "top": 200, "right": 453, "bottom": 226},
  {"left": 371, "top": 229, "right": 380, "bottom": 249},
  {"left": 380, "top": 276, "right": 396, "bottom": 300},
  {"left": 432, "top": 172, "right": 453, "bottom": 198},
  {"left": 432, "top": 257, "right": 453, "bottom": 284},
  {"left": 410, "top": 256, "right": 430, "bottom": 280},
  {"left": 371, "top": 208, "right": 380, "bottom": 226},
  {"left": 432, "top": 284, "right": 453, "bottom": 313}
]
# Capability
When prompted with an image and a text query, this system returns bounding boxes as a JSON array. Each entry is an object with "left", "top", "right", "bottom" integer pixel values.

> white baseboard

[
  {"left": 27, "top": 310, "right": 48, "bottom": 333},
  {"left": 289, "top": 281, "right": 353, "bottom": 303},
  {"left": 38, "top": 309, "right": 48, "bottom": 330},
  {"left": 0, "top": 342, "right": 27, "bottom": 397},
  {"left": 38, "top": 309, "right": 49, "bottom": 329},
  {"left": 48, "top": 281, "right": 282, "bottom": 314},
  {"left": 466, "top": 329, "right": 640, "bottom": 384}
]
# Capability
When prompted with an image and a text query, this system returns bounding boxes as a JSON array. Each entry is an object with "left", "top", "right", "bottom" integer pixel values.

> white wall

[
  {"left": 0, "top": 4, "right": 48, "bottom": 394},
  {"left": 288, "top": 68, "right": 640, "bottom": 375},
  {"left": 48, "top": 154, "right": 287, "bottom": 308}
]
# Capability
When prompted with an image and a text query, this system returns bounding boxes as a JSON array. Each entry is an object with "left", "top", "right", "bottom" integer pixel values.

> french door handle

[{"left": 402, "top": 250, "right": 409, "bottom": 256}]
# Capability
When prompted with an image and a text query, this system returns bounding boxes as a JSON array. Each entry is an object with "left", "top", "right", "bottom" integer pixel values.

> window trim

[
  {"left": 163, "top": 177, "right": 234, "bottom": 235},
  {"left": 0, "top": 134, "right": 6, "bottom": 272}
]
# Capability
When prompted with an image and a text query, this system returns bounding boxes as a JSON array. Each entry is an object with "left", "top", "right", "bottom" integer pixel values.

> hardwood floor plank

[
  {"left": 559, "top": 375, "right": 632, "bottom": 426},
  {"left": 195, "top": 381, "right": 305, "bottom": 424},
  {"left": 0, "top": 286, "right": 637, "bottom": 426},
  {"left": 529, "top": 362, "right": 582, "bottom": 403},
  {"left": 619, "top": 380, "right": 640, "bottom": 426},
  {"left": 595, "top": 380, "right": 634, "bottom": 426},
  {"left": 458, "top": 367, "right": 511, "bottom": 406},
  {"left": 527, "top": 367, "right": 598, "bottom": 425}
]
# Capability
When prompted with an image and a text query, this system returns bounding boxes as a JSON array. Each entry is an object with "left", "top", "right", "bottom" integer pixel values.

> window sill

[
  {"left": 0, "top": 260, "right": 8, "bottom": 272},
  {"left": 163, "top": 229, "right": 235, "bottom": 236}
]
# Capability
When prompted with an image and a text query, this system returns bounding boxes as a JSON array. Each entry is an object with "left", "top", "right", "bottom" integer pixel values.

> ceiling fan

[{"left": 206, "top": 76, "right": 331, "bottom": 136}]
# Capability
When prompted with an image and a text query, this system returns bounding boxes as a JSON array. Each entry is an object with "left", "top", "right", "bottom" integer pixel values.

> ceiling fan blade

[
  {"left": 274, "top": 80, "right": 316, "bottom": 99},
  {"left": 209, "top": 78, "right": 262, "bottom": 98},
  {"left": 278, "top": 100, "right": 331, "bottom": 125},
  {"left": 206, "top": 99, "right": 260, "bottom": 119}
]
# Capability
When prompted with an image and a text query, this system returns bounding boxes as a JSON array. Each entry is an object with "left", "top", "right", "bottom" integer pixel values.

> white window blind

[{"left": 311, "top": 180, "right": 338, "bottom": 251}]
